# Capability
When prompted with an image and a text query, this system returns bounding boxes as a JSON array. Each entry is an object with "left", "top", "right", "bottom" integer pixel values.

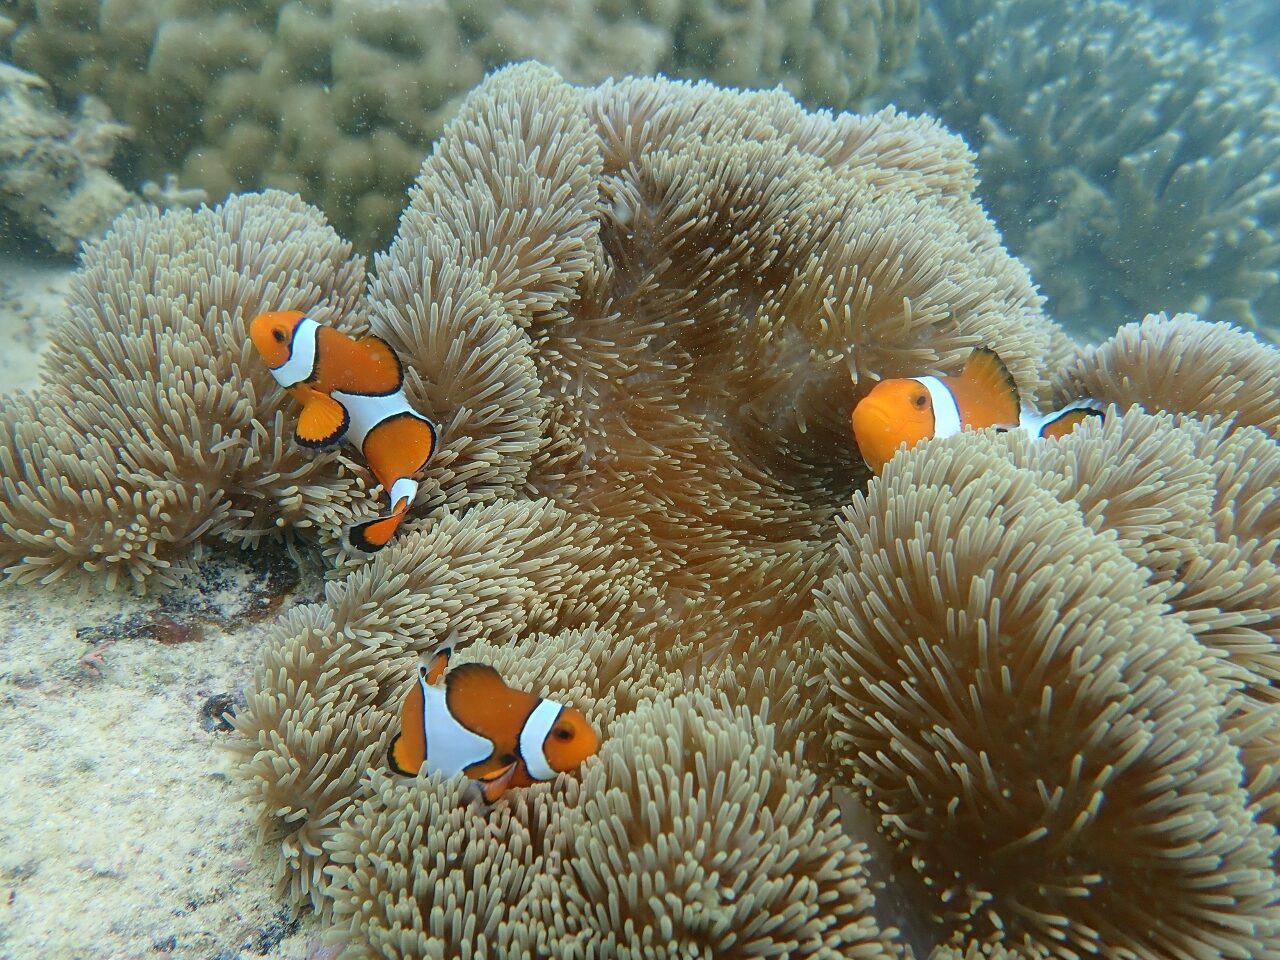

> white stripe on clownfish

[
  {"left": 519, "top": 699, "right": 565, "bottom": 783},
  {"left": 917, "top": 375, "right": 963, "bottom": 438},
  {"left": 331, "top": 388, "right": 422, "bottom": 451},
  {"left": 419, "top": 668, "right": 497, "bottom": 779},
  {"left": 271, "top": 316, "right": 320, "bottom": 388}
]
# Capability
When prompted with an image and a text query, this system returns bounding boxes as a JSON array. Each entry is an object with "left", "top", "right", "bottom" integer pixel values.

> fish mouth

[{"left": 850, "top": 396, "right": 898, "bottom": 471}]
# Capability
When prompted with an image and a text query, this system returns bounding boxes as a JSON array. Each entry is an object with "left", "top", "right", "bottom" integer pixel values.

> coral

[
  {"left": 0, "top": 59, "right": 132, "bottom": 252},
  {"left": 9, "top": 0, "right": 919, "bottom": 251},
  {"left": 807, "top": 404, "right": 1280, "bottom": 958},
  {"left": 896, "top": 0, "right": 1280, "bottom": 338},
  {"left": 1142, "top": 0, "right": 1280, "bottom": 70}
]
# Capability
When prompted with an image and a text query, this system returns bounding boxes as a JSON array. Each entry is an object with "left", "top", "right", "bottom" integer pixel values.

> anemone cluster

[{"left": 3, "top": 63, "right": 1280, "bottom": 958}]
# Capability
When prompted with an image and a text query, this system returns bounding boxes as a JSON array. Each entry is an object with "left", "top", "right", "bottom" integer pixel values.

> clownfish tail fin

[
  {"left": 962, "top": 348, "right": 1021, "bottom": 425},
  {"left": 348, "top": 498, "right": 411, "bottom": 552},
  {"left": 386, "top": 733, "right": 414, "bottom": 776},
  {"left": 1039, "top": 405, "right": 1106, "bottom": 440}
]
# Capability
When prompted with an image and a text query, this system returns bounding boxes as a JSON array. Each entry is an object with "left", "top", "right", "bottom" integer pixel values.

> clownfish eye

[
  {"left": 272, "top": 327, "right": 287, "bottom": 343},
  {"left": 913, "top": 393, "right": 928, "bottom": 408},
  {"left": 553, "top": 727, "right": 574, "bottom": 742}
]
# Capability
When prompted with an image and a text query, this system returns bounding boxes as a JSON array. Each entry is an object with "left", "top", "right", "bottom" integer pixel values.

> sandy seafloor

[{"left": 0, "top": 253, "right": 329, "bottom": 960}]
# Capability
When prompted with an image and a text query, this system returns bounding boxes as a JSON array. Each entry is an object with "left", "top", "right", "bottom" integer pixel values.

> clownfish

[
  {"left": 387, "top": 646, "right": 600, "bottom": 802},
  {"left": 248, "top": 310, "right": 438, "bottom": 551},
  {"left": 850, "top": 348, "right": 1104, "bottom": 474}
]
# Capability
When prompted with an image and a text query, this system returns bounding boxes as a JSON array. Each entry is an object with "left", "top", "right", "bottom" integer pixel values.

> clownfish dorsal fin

[
  {"left": 445, "top": 662, "right": 510, "bottom": 713},
  {"left": 424, "top": 646, "right": 451, "bottom": 685},
  {"left": 949, "top": 347, "right": 1021, "bottom": 430},
  {"left": 356, "top": 335, "right": 404, "bottom": 393},
  {"left": 360, "top": 335, "right": 399, "bottom": 384},
  {"left": 296, "top": 392, "right": 350, "bottom": 447}
]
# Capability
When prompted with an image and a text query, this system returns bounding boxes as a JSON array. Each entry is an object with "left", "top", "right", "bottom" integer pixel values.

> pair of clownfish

[
  {"left": 249, "top": 310, "right": 436, "bottom": 551},
  {"left": 851, "top": 347, "right": 1105, "bottom": 473},
  {"left": 251, "top": 312, "right": 597, "bottom": 801},
  {"left": 386, "top": 644, "right": 600, "bottom": 801}
]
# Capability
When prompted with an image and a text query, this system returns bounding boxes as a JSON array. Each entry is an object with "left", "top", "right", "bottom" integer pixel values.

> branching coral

[
  {"left": 1142, "top": 0, "right": 1280, "bottom": 70},
  {"left": 896, "top": 0, "right": 1280, "bottom": 337},
  {"left": 8, "top": 0, "right": 918, "bottom": 250}
]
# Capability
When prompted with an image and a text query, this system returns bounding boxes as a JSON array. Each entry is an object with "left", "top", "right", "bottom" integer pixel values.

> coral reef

[
  {"left": 897, "top": 0, "right": 1280, "bottom": 338},
  {"left": 0, "top": 58, "right": 132, "bottom": 252},
  {"left": 8, "top": 0, "right": 918, "bottom": 251},
  {"left": 1143, "top": 0, "right": 1280, "bottom": 69}
]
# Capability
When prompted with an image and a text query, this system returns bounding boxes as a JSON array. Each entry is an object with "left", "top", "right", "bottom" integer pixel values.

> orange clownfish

[
  {"left": 387, "top": 646, "right": 601, "bottom": 802},
  {"left": 249, "top": 310, "right": 438, "bottom": 551},
  {"left": 851, "top": 347, "right": 1104, "bottom": 474}
]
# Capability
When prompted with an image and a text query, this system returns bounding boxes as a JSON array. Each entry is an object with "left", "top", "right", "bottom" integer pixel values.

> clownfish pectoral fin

[
  {"left": 296, "top": 393, "right": 350, "bottom": 447},
  {"left": 960, "top": 348, "right": 1021, "bottom": 427},
  {"left": 1039, "top": 405, "right": 1105, "bottom": 440},
  {"left": 347, "top": 497, "right": 412, "bottom": 552},
  {"left": 477, "top": 761, "right": 518, "bottom": 803}
]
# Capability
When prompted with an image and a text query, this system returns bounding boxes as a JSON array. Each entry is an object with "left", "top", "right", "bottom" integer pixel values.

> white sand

[
  {"left": 0, "top": 570, "right": 330, "bottom": 959},
  {"left": 0, "top": 252, "right": 68, "bottom": 394},
  {"left": 0, "top": 252, "right": 327, "bottom": 959}
]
